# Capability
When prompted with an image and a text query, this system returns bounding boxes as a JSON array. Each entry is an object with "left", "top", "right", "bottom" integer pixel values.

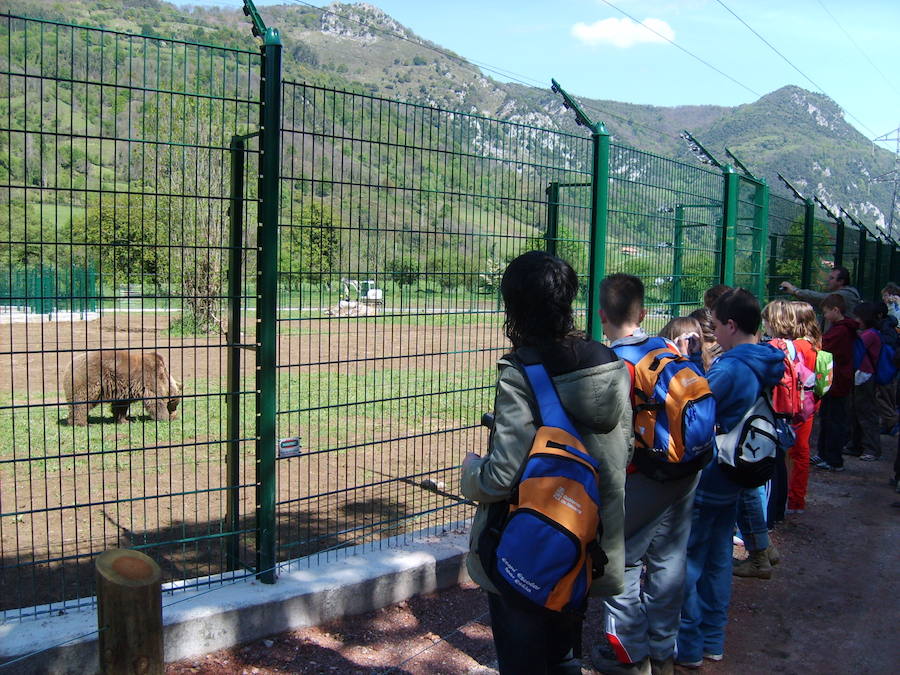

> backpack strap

[{"left": 519, "top": 362, "right": 583, "bottom": 441}]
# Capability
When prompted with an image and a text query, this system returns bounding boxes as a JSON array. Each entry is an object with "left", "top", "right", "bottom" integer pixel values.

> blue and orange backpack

[
  {"left": 612, "top": 337, "right": 717, "bottom": 481},
  {"left": 479, "top": 357, "right": 605, "bottom": 614}
]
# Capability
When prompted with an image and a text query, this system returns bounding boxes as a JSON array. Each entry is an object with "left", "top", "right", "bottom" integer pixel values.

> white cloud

[{"left": 571, "top": 17, "right": 675, "bottom": 48}]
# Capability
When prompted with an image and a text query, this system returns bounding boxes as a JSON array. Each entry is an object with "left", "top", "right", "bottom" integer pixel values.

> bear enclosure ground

[
  {"left": 0, "top": 309, "right": 500, "bottom": 613},
  {"left": 166, "top": 429, "right": 900, "bottom": 675}
]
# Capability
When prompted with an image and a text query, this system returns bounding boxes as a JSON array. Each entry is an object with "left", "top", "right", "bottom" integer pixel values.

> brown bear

[{"left": 63, "top": 350, "right": 182, "bottom": 426}]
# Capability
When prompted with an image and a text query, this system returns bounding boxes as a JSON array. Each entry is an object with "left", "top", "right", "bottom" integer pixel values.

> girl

[
  {"left": 659, "top": 315, "right": 704, "bottom": 368},
  {"left": 689, "top": 307, "right": 722, "bottom": 372},
  {"left": 460, "top": 251, "right": 632, "bottom": 674},
  {"left": 784, "top": 301, "right": 822, "bottom": 514}
]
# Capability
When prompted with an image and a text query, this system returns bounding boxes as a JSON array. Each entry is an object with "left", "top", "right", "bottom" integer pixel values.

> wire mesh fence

[
  {"left": 0, "top": 13, "right": 261, "bottom": 619},
  {"left": 1, "top": 8, "right": 897, "bottom": 626},
  {"left": 606, "top": 143, "right": 723, "bottom": 328},
  {"left": 272, "top": 81, "right": 593, "bottom": 568}
]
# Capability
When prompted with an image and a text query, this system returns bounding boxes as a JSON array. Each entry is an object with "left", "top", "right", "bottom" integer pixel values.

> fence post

[
  {"left": 548, "top": 80, "right": 608, "bottom": 340},
  {"left": 586, "top": 123, "right": 610, "bottom": 340},
  {"left": 669, "top": 204, "right": 685, "bottom": 317},
  {"left": 720, "top": 166, "right": 739, "bottom": 286},
  {"left": 545, "top": 181, "right": 559, "bottom": 257},
  {"left": 255, "top": 26, "right": 282, "bottom": 584},
  {"left": 834, "top": 216, "right": 845, "bottom": 268},
  {"left": 800, "top": 198, "right": 816, "bottom": 291},
  {"left": 857, "top": 227, "right": 867, "bottom": 293},
  {"left": 874, "top": 240, "right": 884, "bottom": 293},
  {"left": 754, "top": 179, "right": 769, "bottom": 301},
  {"left": 226, "top": 135, "right": 250, "bottom": 572}
]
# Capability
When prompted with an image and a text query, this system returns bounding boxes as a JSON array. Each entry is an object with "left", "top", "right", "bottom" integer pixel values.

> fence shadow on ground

[{"left": 0, "top": 491, "right": 424, "bottom": 617}]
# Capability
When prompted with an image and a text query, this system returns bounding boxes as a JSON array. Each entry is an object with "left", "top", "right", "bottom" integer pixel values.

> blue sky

[{"left": 182, "top": 1, "right": 900, "bottom": 144}]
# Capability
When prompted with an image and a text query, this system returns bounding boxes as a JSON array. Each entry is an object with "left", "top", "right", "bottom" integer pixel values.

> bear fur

[{"left": 64, "top": 350, "right": 182, "bottom": 426}]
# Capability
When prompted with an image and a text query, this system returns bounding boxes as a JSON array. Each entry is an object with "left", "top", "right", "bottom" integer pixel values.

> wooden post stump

[{"left": 96, "top": 549, "right": 163, "bottom": 675}]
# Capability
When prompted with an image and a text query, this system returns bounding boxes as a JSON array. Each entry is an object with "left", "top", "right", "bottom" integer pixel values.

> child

[
  {"left": 689, "top": 307, "right": 722, "bottom": 372},
  {"left": 849, "top": 302, "right": 883, "bottom": 461},
  {"left": 677, "top": 288, "right": 784, "bottom": 667},
  {"left": 875, "top": 301, "right": 898, "bottom": 435},
  {"left": 785, "top": 301, "right": 822, "bottom": 513},
  {"left": 461, "top": 251, "right": 632, "bottom": 674},
  {"left": 812, "top": 294, "right": 857, "bottom": 471},
  {"left": 731, "top": 299, "right": 796, "bottom": 580},
  {"left": 590, "top": 276, "right": 710, "bottom": 675},
  {"left": 660, "top": 315, "right": 704, "bottom": 368}
]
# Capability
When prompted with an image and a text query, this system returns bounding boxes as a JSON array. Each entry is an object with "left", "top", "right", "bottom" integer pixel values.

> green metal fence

[
  {"left": 1, "top": 6, "right": 899, "bottom": 625},
  {"left": 0, "top": 13, "right": 261, "bottom": 619},
  {"left": 605, "top": 143, "right": 723, "bottom": 325},
  {"left": 271, "top": 80, "right": 595, "bottom": 572}
]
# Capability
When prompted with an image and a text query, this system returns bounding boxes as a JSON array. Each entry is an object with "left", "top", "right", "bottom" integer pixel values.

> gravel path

[{"left": 168, "top": 433, "right": 900, "bottom": 674}]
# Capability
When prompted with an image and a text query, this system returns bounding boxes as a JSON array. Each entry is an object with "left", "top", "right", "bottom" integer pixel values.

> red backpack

[{"left": 766, "top": 339, "right": 802, "bottom": 422}]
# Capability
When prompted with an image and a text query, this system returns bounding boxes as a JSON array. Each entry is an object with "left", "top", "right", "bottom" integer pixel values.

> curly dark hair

[{"left": 500, "top": 251, "right": 579, "bottom": 348}]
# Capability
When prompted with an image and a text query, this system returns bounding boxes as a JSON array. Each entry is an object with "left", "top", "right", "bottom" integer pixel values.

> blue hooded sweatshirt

[{"left": 694, "top": 342, "right": 786, "bottom": 506}]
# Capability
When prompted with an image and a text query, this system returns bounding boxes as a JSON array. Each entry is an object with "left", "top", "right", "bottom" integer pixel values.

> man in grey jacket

[{"left": 780, "top": 266, "right": 861, "bottom": 328}]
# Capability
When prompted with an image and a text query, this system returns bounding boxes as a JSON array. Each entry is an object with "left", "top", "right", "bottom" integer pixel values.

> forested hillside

[
  {"left": 1, "top": 0, "right": 894, "bottom": 320},
  {"left": 7, "top": 0, "right": 894, "bottom": 228}
]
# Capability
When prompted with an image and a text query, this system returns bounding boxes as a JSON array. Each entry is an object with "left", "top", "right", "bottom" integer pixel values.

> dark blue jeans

[
  {"left": 487, "top": 591, "right": 583, "bottom": 674},
  {"left": 818, "top": 394, "right": 850, "bottom": 467}
]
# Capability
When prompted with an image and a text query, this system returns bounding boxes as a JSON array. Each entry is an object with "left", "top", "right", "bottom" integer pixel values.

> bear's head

[{"left": 165, "top": 376, "right": 183, "bottom": 420}]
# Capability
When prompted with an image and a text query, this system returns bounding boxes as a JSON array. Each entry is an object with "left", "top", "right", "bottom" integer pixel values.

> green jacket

[{"left": 460, "top": 338, "right": 633, "bottom": 597}]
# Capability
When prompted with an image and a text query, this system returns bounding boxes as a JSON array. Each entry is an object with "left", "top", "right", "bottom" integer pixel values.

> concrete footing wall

[{"left": 0, "top": 526, "right": 471, "bottom": 674}]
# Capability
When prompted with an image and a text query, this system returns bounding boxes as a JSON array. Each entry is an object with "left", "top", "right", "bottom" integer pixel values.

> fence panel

[
  {"left": 732, "top": 176, "right": 766, "bottom": 296},
  {"left": 273, "top": 82, "right": 593, "bottom": 566},
  {"left": 766, "top": 194, "right": 805, "bottom": 298},
  {"left": 606, "top": 144, "right": 723, "bottom": 329},
  {"left": 0, "top": 14, "right": 260, "bottom": 619}
]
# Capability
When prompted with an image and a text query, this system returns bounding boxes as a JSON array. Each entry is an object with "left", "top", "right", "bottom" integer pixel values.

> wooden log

[{"left": 95, "top": 549, "right": 163, "bottom": 675}]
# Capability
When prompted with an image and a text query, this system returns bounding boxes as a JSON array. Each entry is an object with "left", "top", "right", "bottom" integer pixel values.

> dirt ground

[
  {"left": 167, "top": 431, "right": 900, "bottom": 675},
  {"left": 0, "top": 311, "right": 500, "bottom": 612}
]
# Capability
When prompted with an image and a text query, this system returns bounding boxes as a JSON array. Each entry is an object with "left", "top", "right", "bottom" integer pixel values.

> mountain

[{"left": 6, "top": 0, "right": 897, "bottom": 231}]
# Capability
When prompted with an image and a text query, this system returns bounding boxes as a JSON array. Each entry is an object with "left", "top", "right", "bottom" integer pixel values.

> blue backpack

[
  {"left": 853, "top": 333, "right": 898, "bottom": 385},
  {"left": 613, "top": 337, "right": 717, "bottom": 481},
  {"left": 479, "top": 359, "right": 604, "bottom": 614}
]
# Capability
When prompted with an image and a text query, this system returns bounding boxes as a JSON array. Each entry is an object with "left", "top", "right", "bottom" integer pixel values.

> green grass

[{"left": 0, "top": 365, "right": 494, "bottom": 476}]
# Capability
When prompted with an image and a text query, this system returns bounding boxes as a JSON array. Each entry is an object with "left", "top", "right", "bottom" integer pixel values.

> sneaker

[
  {"left": 859, "top": 454, "right": 878, "bottom": 461},
  {"left": 809, "top": 455, "right": 824, "bottom": 466},
  {"left": 813, "top": 458, "right": 832, "bottom": 469},
  {"left": 785, "top": 508, "right": 804, "bottom": 515},
  {"left": 590, "top": 644, "right": 650, "bottom": 675},
  {"left": 703, "top": 652, "right": 724, "bottom": 661},
  {"left": 674, "top": 657, "right": 703, "bottom": 669}
]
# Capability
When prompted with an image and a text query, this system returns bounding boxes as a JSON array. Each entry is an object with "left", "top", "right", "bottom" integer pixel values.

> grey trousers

[{"left": 600, "top": 470, "right": 700, "bottom": 663}]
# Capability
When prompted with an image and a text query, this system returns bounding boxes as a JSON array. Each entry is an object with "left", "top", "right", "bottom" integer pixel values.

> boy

[
  {"left": 812, "top": 294, "right": 857, "bottom": 471},
  {"left": 590, "top": 274, "right": 709, "bottom": 675},
  {"left": 676, "top": 288, "right": 784, "bottom": 668}
]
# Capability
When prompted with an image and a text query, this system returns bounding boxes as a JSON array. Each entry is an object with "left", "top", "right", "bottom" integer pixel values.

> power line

[
  {"left": 286, "top": 0, "right": 676, "bottom": 140},
  {"left": 713, "top": 0, "right": 878, "bottom": 138},
  {"left": 814, "top": 0, "right": 900, "bottom": 103},
  {"left": 596, "top": 0, "right": 762, "bottom": 99}
]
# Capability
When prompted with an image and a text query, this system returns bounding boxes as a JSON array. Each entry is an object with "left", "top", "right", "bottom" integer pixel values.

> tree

[
  {"left": 386, "top": 255, "right": 420, "bottom": 287},
  {"left": 280, "top": 202, "right": 341, "bottom": 287}
]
